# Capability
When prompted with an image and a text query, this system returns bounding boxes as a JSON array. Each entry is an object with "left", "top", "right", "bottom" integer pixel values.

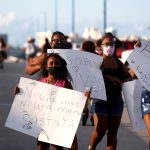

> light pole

[
  {"left": 103, "top": 0, "right": 107, "bottom": 33},
  {"left": 72, "top": 0, "right": 75, "bottom": 33},
  {"left": 54, "top": 0, "right": 58, "bottom": 31}
]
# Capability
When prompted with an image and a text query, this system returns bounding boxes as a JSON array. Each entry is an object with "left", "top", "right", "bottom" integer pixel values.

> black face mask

[
  {"left": 53, "top": 42, "right": 67, "bottom": 49},
  {"left": 48, "top": 67, "right": 61, "bottom": 76}
]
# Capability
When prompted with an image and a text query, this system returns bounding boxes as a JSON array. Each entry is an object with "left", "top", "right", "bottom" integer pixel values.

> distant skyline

[{"left": 0, "top": 0, "right": 150, "bottom": 46}]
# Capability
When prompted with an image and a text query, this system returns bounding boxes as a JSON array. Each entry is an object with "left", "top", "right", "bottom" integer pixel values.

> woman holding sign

[
  {"left": 130, "top": 41, "right": 150, "bottom": 149},
  {"left": 88, "top": 34, "right": 132, "bottom": 150},
  {"left": 130, "top": 68, "right": 150, "bottom": 150}
]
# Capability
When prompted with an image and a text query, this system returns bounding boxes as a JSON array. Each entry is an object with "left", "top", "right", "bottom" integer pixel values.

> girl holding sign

[
  {"left": 14, "top": 53, "right": 79, "bottom": 150},
  {"left": 88, "top": 34, "right": 132, "bottom": 150},
  {"left": 38, "top": 53, "right": 78, "bottom": 150}
]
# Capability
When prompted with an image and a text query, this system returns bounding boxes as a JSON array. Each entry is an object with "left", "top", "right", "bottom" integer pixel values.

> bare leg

[
  {"left": 143, "top": 114, "right": 150, "bottom": 149},
  {"left": 89, "top": 114, "right": 108, "bottom": 149},
  {"left": 107, "top": 116, "right": 122, "bottom": 150}
]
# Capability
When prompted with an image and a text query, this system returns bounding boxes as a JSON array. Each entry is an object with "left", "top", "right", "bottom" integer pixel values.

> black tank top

[{"left": 102, "top": 59, "right": 122, "bottom": 96}]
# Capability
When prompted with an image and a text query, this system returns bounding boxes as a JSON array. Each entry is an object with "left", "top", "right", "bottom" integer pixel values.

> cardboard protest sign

[
  {"left": 127, "top": 40, "right": 150, "bottom": 91},
  {"left": 5, "top": 77, "right": 87, "bottom": 148},
  {"left": 122, "top": 80, "right": 145, "bottom": 131},
  {"left": 47, "top": 49, "right": 106, "bottom": 100}
]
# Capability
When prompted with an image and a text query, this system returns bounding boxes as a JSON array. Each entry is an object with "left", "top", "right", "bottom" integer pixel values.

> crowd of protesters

[{"left": 11, "top": 30, "right": 150, "bottom": 150}]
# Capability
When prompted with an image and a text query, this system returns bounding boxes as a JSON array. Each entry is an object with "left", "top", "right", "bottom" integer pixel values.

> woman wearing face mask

[{"left": 88, "top": 34, "right": 132, "bottom": 150}]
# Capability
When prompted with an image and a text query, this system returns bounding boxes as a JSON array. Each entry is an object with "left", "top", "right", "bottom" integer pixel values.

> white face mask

[{"left": 102, "top": 45, "right": 115, "bottom": 56}]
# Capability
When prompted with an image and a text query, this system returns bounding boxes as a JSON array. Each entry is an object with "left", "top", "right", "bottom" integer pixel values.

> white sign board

[
  {"left": 47, "top": 49, "right": 106, "bottom": 100},
  {"left": 127, "top": 40, "right": 150, "bottom": 91},
  {"left": 122, "top": 80, "right": 145, "bottom": 131},
  {"left": 5, "top": 77, "right": 87, "bottom": 148}
]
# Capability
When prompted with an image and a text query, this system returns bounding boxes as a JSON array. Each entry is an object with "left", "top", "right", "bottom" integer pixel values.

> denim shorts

[
  {"left": 141, "top": 88, "right": 150, "bottom": 116},
  {"left": 92, "top": 95, "right": 124, "bottom": 116}
]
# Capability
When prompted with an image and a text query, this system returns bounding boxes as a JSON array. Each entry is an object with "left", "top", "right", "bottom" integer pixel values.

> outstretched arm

[{"left": 25, "top": 53, "right": 46, "bottom": 75}]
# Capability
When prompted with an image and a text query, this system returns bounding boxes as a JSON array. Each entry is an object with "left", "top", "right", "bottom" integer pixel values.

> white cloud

[{"left": 0, "top": 12, "right": 16, "bottom": 27}]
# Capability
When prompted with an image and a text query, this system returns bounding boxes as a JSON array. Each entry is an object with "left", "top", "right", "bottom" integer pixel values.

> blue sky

[{"left": 0, "top": 0, "right": 150, "bottom": 46}]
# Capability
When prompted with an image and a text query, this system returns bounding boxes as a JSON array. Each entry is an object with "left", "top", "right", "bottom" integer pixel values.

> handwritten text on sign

[
  {"left": 47, "top": 49, "right": 106, "bottom": 100},
  {"left": 5, "top": 77, "right": 86, "bottom": 148},
  {"left": 127, "top": 40, "right": 150, "bottom": 91}
]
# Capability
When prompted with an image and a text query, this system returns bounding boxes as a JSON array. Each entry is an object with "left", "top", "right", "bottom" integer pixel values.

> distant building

[{"left": 82, "top": 27, "right": 102, "bottom": 41}]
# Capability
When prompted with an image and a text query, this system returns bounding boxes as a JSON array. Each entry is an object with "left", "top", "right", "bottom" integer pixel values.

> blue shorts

[
  {"left": 141, "top": 88, "right": 150, "bottom": 116},
  {"left": 92, "top": 95, "right": 124, "bottom": 116}
]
